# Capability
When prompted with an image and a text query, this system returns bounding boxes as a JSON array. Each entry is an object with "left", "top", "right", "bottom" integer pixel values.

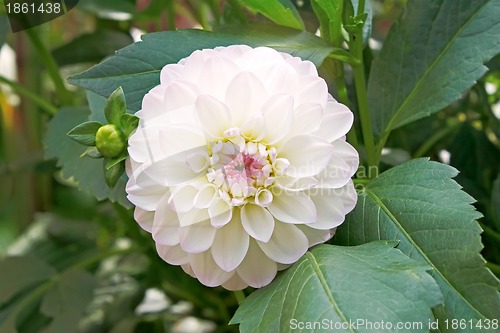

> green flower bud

[{"left": 95, "top": 124, "right": 126, "bottom": 158}]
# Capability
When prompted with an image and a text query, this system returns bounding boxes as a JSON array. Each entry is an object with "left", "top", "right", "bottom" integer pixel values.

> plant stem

[
  {"left": 357, "top": 0, "right": 366, "bottom": 14},
  {"left": 0, "top": 75, "right": 57, "bottom": 115},
  {"left": 349, "top": 35, "right": 376, "bottom": 169},
  {"left": 25, "top": 28, "right": 71, "bottom": 106},
  {"left": 233, "top": 290, "right": 246, "bottom": 305},
  {"left": 332, "top": 62, "right": 360, "bottom": 151}
]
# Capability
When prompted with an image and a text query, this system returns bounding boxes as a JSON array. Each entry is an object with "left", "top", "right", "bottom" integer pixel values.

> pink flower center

[{"left": 206, "top": 133, "right": 289, "bottom": 207}]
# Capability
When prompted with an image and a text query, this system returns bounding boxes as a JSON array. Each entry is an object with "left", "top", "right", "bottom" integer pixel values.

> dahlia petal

[
  {"left": 193, "top": 184, "right": 217, "bottom": 209},
  {"left": 285, "top": 56, "right": 318, "bottom": 76},
  {"left": 178, "top": 207, "right": 210, "bottom": 227},
  {"left": 181, "top": 50, "right": 215, "bottom": 83},
  {"left": 181, "top": 264, "right": 195, "bottom": 277},
  {"left": 257, "top": 223, "right": 308, "bottom": 264},
  {"left": 267, "top": 190, "right": 316, "bottom": 224},
  {"left": 195, "top": 95, "right": 231, "bottom": 139},
  {"left": 225, "top": 71, "right": 268, "bottom": 126},
  {"left": 126, "top": 181, "right": 166, "bottom": 211},
  {"left": 179, "top": 221, "right": 215, "bottom": 253},
  {"left": 237, "top": 240, "right": 277, "bottom": 288},
  {"left": 168, "top": 184, "right": 198, "bottom": 213},
  {"left": 134, "top": 208, "right": 154, "bottom": 233},
  {"left": 236, "top": 46, "right": 284, "bottom": 70},
  {"left": 340, "top": 179, "right": 358, "bottom": 213},
  {"left": 215, "top": 44, "right": 252, "bottom": 59},
  {"left": 291, "top": 103, "right": 323, "bottom": 136},
  {"left": 295, "top": 224, "right": 332, "bottom": 247},
  {"left": 240, "top": 112, "right": 266, "bottom": 142},
  {"left": 262, "top": 94, "right": 294, "bottom": 144},
  {"left": 160, "top": 63, "right": 183, "bottom": 84},
  {"left": 152, "top": 193, "right": 180, "bottom": 246},
  {"left": 241, "top": 204, "right": 275, "bottom": 242},
  {"left": 222, "top": 273, "right": 248, "bottom": 291},
  {"left": 188, "top": 251, "right": 233, "bottom": 287},
  {"left": 315, "top": 140, "right": 359, "bottom": 189},
  {"left": 208, "top": 197, "right": 233, "bottom": 228},
  {"left": 128, "top": 125, "right": 164, "bottom": 163},
  {"left": 295, "top": 76, "right": 328, "bottom": 107},
  {"left": 158, "top": 125, "right": 206, "bottom": 158},
  {"left": 162, "top": 81, "right": 199, "bottom": 112},
  {"left": 143, "top": 155, "right": 205, "bottom": 186},
  {"left": 197, "top": 55, "right": 240, "bottom": 100},
  {"left": 141, "top": 85, "right": 168, "bottom": 119},
  {"left": 185, "top": 150, "right": 210, "bottom": 173},
  {"left": 211, "top": 217, "right": 249, "bottom": 272},
  {"left": 156, "top": 243, "right": 189, "bottom": 265},
  {"left": 279, "top": 134, "right": 334, "bottom": 178},
  {"left": 307, "top": 182, "right": 357, "bottom": 230},
  {"left": 251, "top": 62, "right": 299, "bottom": 96},
  {"left": 314, "top": 101, "right": 354, "bottom": 142},
  {"left": 274, "top": 175, "right": 318, "bottom": 192}
]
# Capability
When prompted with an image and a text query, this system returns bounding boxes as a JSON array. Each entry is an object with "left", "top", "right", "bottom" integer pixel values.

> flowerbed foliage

[{"left": 0, "top": 0, "right": 499, "bottom": 332}]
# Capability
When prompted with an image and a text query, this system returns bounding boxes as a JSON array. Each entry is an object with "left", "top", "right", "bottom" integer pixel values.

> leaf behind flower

[
  {"left": 231, "top": 241, "right": 442, "bottom": 333},
  {"left": 335, "top": 158, "right": 500, "bottom": 332},
  {"left": 68, "top": 24, "right": 334, "bottom": 111},
  {"left": 368, "top": 0, "right": 500, "bottom": 139}
]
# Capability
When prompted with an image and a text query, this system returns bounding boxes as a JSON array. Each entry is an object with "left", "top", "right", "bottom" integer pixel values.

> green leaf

[
  {"left": 335, "top": 159, "right": 500, "bottom": 332},
  {"left": 67, "top": 121, "right": 102, "bottom": 146},
  {"left": 86, "top": 90, "right": 107, "bottom": 123},
  {"left": 104, "top": 160, "right": 125, "bottom": 188},
  {"left": 368, "top": 0, "right": 500, "bottom": 139},
  {"left": 491, "top": 172, "right": 500, "bottom": 231},
  {"left": 120, "top": 113, "right": 139, "bottom": 137},
  {"left": 311, "top": 0, "right": 343, "bottom": 45},
  {"left": 45, "top": 107, "right": 131, "bottom": 208},
  {"left": 350, "top": 0, "right": 372, "bottom": 46},
  {"left": 80, "top": 147, "right": 102, "bottom": 159},
  {"left": 0, "top": 256, "right": 56, "bottom": 333},
  {"left": 231, "top": 241, "right": 442, "bottom": 333},
  {"left": 238, "top": 0, "right": 304, "bottom": 30},
  {"left": 0, "top": 256, "right": 55, "bottom": 305},
  {"left": 105, "top": 86, "right": 126, "bottom": 126},
  {"left": 52, "top": 30, "right": 133, "bottom": 67},
  {"left": 40, "top": 269, "right": 96, "bottom": 333},
  {"left": 106, "top": 154, "right": 127, "bottom": 169},
  {"left": 68, "top": 25, "right": 333, "bottom": 111}
]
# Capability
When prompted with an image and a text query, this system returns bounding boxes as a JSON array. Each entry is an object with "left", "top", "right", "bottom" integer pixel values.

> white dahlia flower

[{"left": 126, "top": 45, "right": 358, "bottom": 290}]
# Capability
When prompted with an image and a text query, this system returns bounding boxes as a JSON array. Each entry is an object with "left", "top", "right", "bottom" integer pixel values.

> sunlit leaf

[
  {"left": 239, "top": 0, "right": 304, "bottom": 30},
  {"left": 231, "top": 241, "right": 442, "bottom": 333},
  {"left": 311, "top": 0, "right": 343, "bottom": 44},
  {"left": 68, "top": 24, "right": 333, "bottom": 111},
  {"left": 335, "top": 158, "right": 500, "bottom": 332},
  {"left": 104, "top": 86, "right": 126, "bottom": 126},
  {"left": 368, "top": 0, "right": 500, "bottom": 138}
]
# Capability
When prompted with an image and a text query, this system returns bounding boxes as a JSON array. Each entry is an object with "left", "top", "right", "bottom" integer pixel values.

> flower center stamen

[{"left": 206, "top": 130, "right": 289, "bottom": 207}]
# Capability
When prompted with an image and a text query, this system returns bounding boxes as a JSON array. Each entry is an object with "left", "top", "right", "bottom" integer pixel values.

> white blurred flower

[{"left": 126, "top": 45, "right": 358, "bottom": 290}]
